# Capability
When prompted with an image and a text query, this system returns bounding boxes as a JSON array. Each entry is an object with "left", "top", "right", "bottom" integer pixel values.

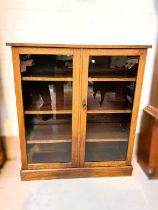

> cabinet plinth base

[{"left": 21, "top": 166, "right": 133, "bottom": 181}]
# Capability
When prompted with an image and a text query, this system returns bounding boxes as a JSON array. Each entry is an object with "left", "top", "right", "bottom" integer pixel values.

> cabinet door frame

[
  {"left": 79, "top": 48, "right": 147, "bottom": 167},
  {"left": 12, "top": 47, "right": 81, "bottom": 170}
]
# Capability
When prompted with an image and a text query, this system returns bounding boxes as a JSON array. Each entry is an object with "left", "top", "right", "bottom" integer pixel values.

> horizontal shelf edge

[
  {"left": 24, "top": 110, "right": 72, "bottom": 114},
  {"left": 22, "top": 77, "right": 73, "bottom": 81},
  {"left": 87, "top": 110, "right": 132, "bottom": 113},
  {"left": 86, "top": 139, "right": 128, "bottom": 142},
  {"left": 88, "top": 77, "right": 136, "bottom": 82},
  {"left": 27, "top": 139, "right": 72, "bottom": 144},
  {"left": 6, "top": 43, "right": 152, "bottom": 49}
]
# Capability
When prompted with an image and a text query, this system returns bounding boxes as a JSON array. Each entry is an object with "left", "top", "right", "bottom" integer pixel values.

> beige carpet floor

[{"left": 0, "top": 160, "right": 158, "bottom": 210}]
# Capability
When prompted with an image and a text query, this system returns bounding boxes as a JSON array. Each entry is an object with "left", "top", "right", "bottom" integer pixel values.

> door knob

[{"left": 82, "top": 99, "right": 87, "bottom": 110}]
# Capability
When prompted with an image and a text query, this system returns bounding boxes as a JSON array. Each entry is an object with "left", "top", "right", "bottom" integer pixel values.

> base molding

[{"left": 21, "top": 165, "right": 133, "bottom": 181}]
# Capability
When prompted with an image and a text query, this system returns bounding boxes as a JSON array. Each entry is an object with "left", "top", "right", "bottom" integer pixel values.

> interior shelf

[
  {"left": 87, "top": 122, "right": 129, "bottom": 142},
  {"left": 22, "top": 76, "right": 73, "bottom": 81},
  {"left": 23, "top": 82, "right": 72, "bottom": 114},
  {"left": 26, "top": 123, "right": 72, "bottom": 144},
  {"left": 88, "top": 75, "right": 136, "bottom": 82},
  {"left": 85, "top": 141, "right": 128, "bottom": 162},
  {"left": 27, "top": 143, "right": 72, "bottom": 163},
  {"left": 87, "top": 93, "right": 132, "bottom": 113},
  {"left": 24, "top": 109, "right": 72, "bottom": 115},
  {"left": 21, "top": 65, "right": 72, "bottom": 77}
]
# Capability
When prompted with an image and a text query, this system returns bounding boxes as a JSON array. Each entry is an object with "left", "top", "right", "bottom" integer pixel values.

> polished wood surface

[
  {"left": 9, "top": 44, "right": 149, "bottom": 180},
  {"left": 86, "top": 122, "right": 129, "bottom": 142},
  {"left": 26, "top": 124, "right": 71, "bottom": 144},
  {"left": 12, "top": 48, "right": 28, "bottom": 169},
  {"left": 21, "top": 166, "right": 132, "bottom": 180},
  {"left": 88, "top": 76, "right": 136, "bottom": 82},
  {"left": 138, "top": 106, "right": 158, "bottom": 178},
  {"left": 6, "top": 43, "right": 152, "bottom": 49},
  {"left": 0, "top": 138, "right": 5, "bottom": 167},
  {"left": 126, "top": 49, "right": 147, "bottom": 162},
  {"left": 22, "top": 76, "right": 73, "bottom": 81}
]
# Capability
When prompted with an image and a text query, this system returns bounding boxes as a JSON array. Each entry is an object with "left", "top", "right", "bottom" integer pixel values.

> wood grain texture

[
  {"left": 22, "top": 76, "right": 73, "bottom": 81},
  {"left": 72, "top": 49, "right": 80, "bottom": 167},
  {"left": 88, "top": 77, "right": 136, "bottom": 82},
  {"left": 26, "top": 124, "right": 72, "bottom": 144},
  {"left": 86, "top": 122, "right": 129, "bottom": 141},
  {"left": 79, "top": 49, "right": 89, "bottom": 167},
  {"left": 21, "top": 165, "right": 132, "bottom": 180},
  {"left": 12, "top": 48, "right": 28, "bottom": 169},
  {"left": 126, "top": 49, "right": 147, "bottom": 162},
  {"left": 137, "top": 106, "right": 158, "bottom": 178},
  {"left": 6, "top": 43, "right": 152, "bottom": 49},
  {"left": 18, "top": 47, "right": 74, "bottom": 55},
  {"left": 9, "top": 44, "right": 149, "bottom": 179}
]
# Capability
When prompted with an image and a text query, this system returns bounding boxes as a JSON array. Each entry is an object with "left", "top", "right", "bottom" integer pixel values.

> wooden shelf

[
  {"left": 87, "top": 93, "right": 132, "bottom": 113},
  {"left": 22, "top": 76, "right": 73, "bottom": 81},
  {"left": 85, "top": 141, "right": 128, "bottom": 162},
  {"left": 26, "top": 123, "right": 72, "bottom": 144},
  {"left": 24, "top": 85, "right": 72, "bottom": 114},
  {"left": 25, "top": 109, "right": 72, "bottom": 114},
  {"left": 86, "top": 122, "right": 129, "bottom": 142},
  {"left": 88, "top": 76, "right": 136, "bottom": 82},
  {"left": 27, "top": 143, "right": 71, "bottom": 163}
]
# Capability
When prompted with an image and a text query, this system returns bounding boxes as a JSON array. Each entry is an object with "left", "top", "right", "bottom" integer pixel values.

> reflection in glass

[
  {"left": 85, "top": 142, "right": 128, "bottom": 162},
  {"left": 27, "top": 143, "right": 71, "bottom": 163},
  {"left": 20, "top": 54, "right": 73, "bottom": 77},
  {"left": 25, "top": 114, "right": 72, "bottom": 164},
  {"left": 87, "top": 81, "right": 134, "bottom": 110},
  {"left": 85, "top": 113, "right": 131, "bottom": 162},
  {"left": 22, "top": 81, "right": 72, "bottom": 111},
  {"left": 89, "top": 56, "right": 139, "bottom": 77}
]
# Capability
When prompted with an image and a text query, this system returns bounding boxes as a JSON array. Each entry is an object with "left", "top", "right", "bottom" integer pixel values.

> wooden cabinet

[
  {"left": 7, "top": 43, "right": 150, "bottom": 180},
  {"left": 138, "top": 106, "right": 158, "bottom": 178},
  {"left": 0, "top": 138, "right": 5, "bottom": 168}
]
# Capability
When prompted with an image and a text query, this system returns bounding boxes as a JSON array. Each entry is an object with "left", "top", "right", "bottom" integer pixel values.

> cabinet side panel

[
  {"left": 12, "top": 47, "right": 27, "bottom": 169},
  {"left": 127, "top": 49, "right": 147, "bottom": 162},
  {"left": 138, "top": 111, "right": 154, "bottom": 164}
]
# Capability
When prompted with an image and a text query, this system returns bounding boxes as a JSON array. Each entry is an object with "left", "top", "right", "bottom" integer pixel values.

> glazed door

[
  {"left": 13, "top": 47, "right": 80, "bottom": 169},
  {"left": 79, "top": 49, "right": 147, "bottom": 167}
]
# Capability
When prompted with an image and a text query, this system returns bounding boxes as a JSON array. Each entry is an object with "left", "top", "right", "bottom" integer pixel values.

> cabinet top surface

[{"left": 6, "top": 43, "right": 152, "bottom": 49}]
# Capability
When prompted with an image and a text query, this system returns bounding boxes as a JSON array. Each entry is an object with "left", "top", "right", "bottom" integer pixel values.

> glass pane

[
  {"left": 22, "top": 81, "right": 72, "bottom": 111},
  {"left": 89, "top": 56, "right": 139, "bottom": 77},
  {"left": 27, "top": 143, "right": 71, "bottom": 164},
  {"left": 85, "top": 114, "right": 131, "bottom": 162},
  {"left": 20, "top": 54, "right": 73, "bottom": 77},
  {"left": 25, "top": 114, "right": 72, "bottom": 164},
  {"left": 85, "top": 142, "right": 128, "bottom": 162}
]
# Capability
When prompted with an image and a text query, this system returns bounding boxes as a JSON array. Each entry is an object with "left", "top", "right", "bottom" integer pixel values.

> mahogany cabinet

[
  {"left": 0, "top": 138, "right": 5, "bottom": 168},
  {"left": 7, "top": 43, "right": 150, "bottom": 180},
  {"left": 138, "top": 106, "right": 158, "bottom": 178}
]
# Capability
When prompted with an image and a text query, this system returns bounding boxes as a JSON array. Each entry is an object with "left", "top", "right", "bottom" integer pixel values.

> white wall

[{"left": 0, "top": 0, "right": 157, "bottom": 136}]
